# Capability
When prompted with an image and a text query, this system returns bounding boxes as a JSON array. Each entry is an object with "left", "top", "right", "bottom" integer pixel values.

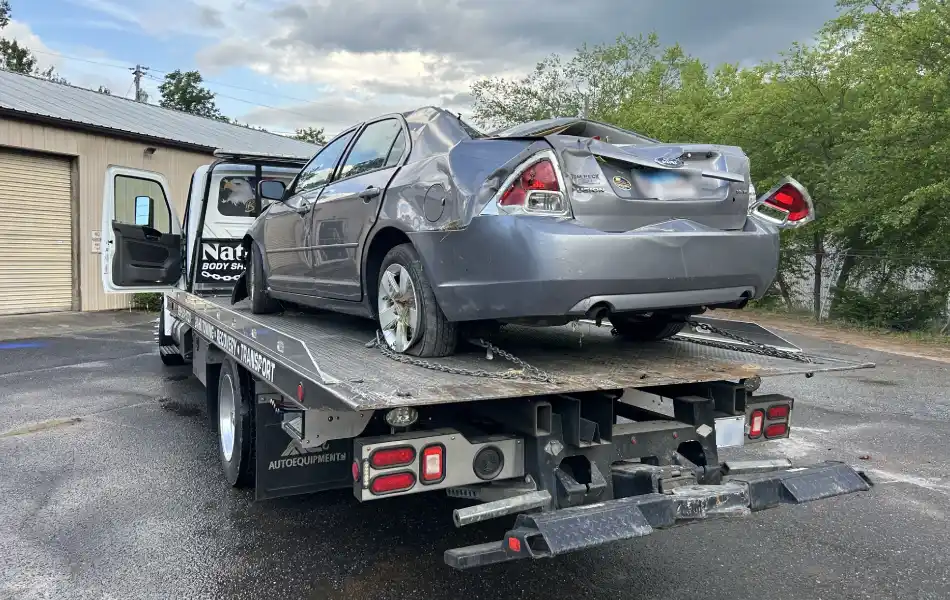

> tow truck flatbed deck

[{"left": 169, "top": 290, "right": 873, "bottom": 412}]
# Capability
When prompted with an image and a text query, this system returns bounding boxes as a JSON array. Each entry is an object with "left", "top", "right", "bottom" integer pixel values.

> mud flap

[
  {"left": 254, "top": 398, "right": 352, "bottom": 501},
  {"left": 445, "top": 462, "right": 872, "bottom": 569}
]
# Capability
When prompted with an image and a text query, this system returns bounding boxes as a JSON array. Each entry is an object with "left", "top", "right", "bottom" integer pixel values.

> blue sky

[{"left": 5, "top": 0, "right": 844, "bottom": 137}]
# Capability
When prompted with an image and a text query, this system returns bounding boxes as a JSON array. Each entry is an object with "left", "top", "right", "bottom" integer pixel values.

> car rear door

[
  {"left": 100, "top": 166, "right": 182, "bottom": 293},
  {"left": 309, "top": 117, "right": 408, "bottom": 301}
]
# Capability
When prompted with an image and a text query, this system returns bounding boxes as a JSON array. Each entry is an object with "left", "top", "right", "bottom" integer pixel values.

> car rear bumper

[{"left": 407, "top": 216, "right": 780, "bottom": 322}]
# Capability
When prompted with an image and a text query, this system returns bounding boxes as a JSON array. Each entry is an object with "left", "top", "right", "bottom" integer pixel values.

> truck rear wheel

[
  {"left": 609, "top": 313, "right": 686, "bottom": 341},
  {"left": 248, "top": 242, "right": 280, "bottom": 314},
  {"left": 217, "top": 358, "right": 255, "bottom": 488}
]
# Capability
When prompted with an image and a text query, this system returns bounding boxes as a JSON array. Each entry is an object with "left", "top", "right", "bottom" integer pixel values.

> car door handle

[{"left": 358, "top": 186, "right": 381, "bottom": 201}]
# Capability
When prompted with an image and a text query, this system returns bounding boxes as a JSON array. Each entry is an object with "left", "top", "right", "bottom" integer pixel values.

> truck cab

[{"left": 99, "top": 151, "right": 310, "bottom": 363}]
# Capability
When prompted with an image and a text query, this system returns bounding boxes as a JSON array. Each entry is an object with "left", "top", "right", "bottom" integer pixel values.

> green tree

[
  {"left": 158, "top": 69, "right": 228, "bottom": 120},
  {"left": 292, "top": 126, "right": 326, "bottom": 145}
]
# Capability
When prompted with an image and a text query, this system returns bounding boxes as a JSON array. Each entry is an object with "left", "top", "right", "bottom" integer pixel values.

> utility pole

[{"left": 130, "top": 64, "right": 149, "bottom": 102}]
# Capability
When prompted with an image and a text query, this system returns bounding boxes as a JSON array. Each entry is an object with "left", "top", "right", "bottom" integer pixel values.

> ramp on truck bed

[{"left": 168, "top": 290, "right": 873, "bottom": 412}]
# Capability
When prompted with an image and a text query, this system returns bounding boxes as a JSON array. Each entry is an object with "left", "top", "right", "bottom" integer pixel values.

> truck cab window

[
  {"left": 114, "top": 174, "right": 171, "bottom": 233},
  {"left": 218, "top": 176, "right": 260, "bottom": 217}
]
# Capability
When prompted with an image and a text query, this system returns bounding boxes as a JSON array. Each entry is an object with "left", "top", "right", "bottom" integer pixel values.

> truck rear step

[{"left": 445, "top": 461, "right": 872, "bottom": 569}]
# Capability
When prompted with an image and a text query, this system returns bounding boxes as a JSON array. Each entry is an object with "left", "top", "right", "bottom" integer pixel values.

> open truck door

[{"left": 101, "top": 166, "right": 183, "bottom": 293}]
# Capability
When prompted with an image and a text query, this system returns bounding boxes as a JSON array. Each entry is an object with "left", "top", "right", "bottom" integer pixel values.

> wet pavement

[{"left": 0, "top": 312, "right": 948, "bottom": 599}]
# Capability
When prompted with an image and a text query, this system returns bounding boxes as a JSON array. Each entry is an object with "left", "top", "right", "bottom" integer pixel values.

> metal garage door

[{"left": 0, "top": 149, "right": 73, "bottom": 315}]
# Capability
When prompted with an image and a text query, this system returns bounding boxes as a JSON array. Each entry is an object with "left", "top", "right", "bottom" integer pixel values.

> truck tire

[
  {"left": 248, "top": 241, "right": 280, "bottom": 314},
  {"left": 609, "top": 313, "right": 686, "bottom": 341},
  {"left": 377, "top": 243, "right": 457, "bottom": 357},
  {"left": 217, "top": 358, "right": 255, "bottom": 488},
  {"left": 158, "top": 304, "right": 186, "bottom": 366}
]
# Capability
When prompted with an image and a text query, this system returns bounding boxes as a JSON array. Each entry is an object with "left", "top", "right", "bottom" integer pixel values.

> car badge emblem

[
  {"left": 655, "top": 155, "right": 684, "bottom": 168},
  {"left": 612, "top": 176, "right": 632, "bottom": 191}
]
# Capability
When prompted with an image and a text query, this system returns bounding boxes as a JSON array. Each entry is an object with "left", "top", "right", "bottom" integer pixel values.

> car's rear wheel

[
  {"left": 609, "top": 313, "right": 686, "bottom": 341},
  {"left": 248, "top": 241, "right": 280, "bottom": 314},
  {"left": 377, "top": 243, "right": 457, "bottom": 357}
]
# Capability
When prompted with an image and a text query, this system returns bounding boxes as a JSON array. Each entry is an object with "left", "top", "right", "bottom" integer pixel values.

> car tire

[
  {"left": 377, "top": 243, "right": 457, "bottom": 357},
  {"left": 248, "top": 241, "right": 280, "bottom": 314},
  {"left": 217, "top": 358, "right": 255, "bottom": 488},
  {"left": 609, "top": 313, "right": 686, "bottom": 341},
  {"left": 158, "top": 303, "right": 186, "bottom": 366}
]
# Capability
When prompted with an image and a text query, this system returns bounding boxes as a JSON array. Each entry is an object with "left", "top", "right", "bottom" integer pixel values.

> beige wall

[{"left": 0, "top": 117, "right": 214, "bottom": 311}]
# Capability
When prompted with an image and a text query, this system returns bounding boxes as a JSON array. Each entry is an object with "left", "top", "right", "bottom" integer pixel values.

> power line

[
  {"left": 141, "top": 73, "right": 316, "bottom": 120},
  {"left": 30, "top": 48, "right": 316, "bottom": 104}
]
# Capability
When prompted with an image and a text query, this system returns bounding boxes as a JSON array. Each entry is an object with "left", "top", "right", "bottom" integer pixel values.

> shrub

[{"left": 131, "top": 293, "right": 163, "bottom": 312}]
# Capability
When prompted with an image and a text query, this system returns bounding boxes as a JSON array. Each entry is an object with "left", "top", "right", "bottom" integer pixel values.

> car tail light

[
  {"left": 420, "top": 444, "right": 445, "bottom": 484},
  {"left": 370, "top": 446, "right": 416, "bottom": 469},
  {"left": 493, "top": 152, "right": 569, "bottom": 216},
  {"left": 749, "top": 409, "right": 765, "bottom": 438},
  {"left": 765, "top": 185, "right": 810, "bottom": 221},
  {"left": 765, "top": 423, "right": 788, "bottom": 438},
  {"left": 767, "top": 404, "right": 790, "bottom": 420},
  {"left": 370, "top": 471, "right": 416, "bottom": 495},
  {"left": 750, "top": 177, "right": 814, "bottom": 228}
]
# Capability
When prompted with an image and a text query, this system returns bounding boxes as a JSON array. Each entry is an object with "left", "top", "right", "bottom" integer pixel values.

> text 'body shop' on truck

[{"left": 99, "top": 109, "right": 873, "bottom": 569}]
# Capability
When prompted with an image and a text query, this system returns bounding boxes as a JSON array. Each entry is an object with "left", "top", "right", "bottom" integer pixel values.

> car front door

[
  {"left": 260, "top": 129, "right": 356, "bottom": 296},
  {"left": 309, "top": 117, "right": 408, "bottom": 301}
]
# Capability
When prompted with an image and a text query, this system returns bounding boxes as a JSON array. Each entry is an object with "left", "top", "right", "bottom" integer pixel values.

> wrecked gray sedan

[{"left": 234, "top": 107, "right": 814, "bottom": 357}]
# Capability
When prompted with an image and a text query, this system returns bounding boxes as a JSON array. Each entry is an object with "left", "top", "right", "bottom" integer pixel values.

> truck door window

[
  {"left": 218, "top": 176, "right": 260, "bottom": 217},
  {"left": 114, "top": 174, "right": 171, "bottom": 233}
]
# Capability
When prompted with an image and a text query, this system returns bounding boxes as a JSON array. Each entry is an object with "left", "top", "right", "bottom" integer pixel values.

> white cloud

[
  {"left": 188, "top": 0, "right": 843, "bottom": 134},
  {"left": 66, "top": 0, "right": 227, "bottom": 38},
  {"left": 49, "top": 0, "right": 845, "bottom": 135},
  {"left": 2, "top": 20, "right": 134, "bottom": 98},
  {"left": 2, "top": 20, "right": 63, "bottom": 73}
]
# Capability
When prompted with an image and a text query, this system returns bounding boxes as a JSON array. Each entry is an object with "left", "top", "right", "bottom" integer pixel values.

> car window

[
  {"left": 294, "top": 130, "right": 355, "bottom": 194},
  {"left": 385, "top": 129, "right": 407, "bottom": 168},
  {"left": 338, "top": 119, "right": 402, "bottom": 180},
  {"left": 114, "top": 174, "right": 171, "bottom": 233}
]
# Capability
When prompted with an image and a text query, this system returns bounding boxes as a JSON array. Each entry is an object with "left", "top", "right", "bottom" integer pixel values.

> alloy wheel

[{"left": 377, "top": 264, "right": 420, "bottom": 353}]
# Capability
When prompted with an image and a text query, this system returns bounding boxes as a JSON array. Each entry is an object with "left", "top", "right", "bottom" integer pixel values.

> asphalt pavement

[{"left": 1, "top": 312, "right": 948, "bottom": 600}]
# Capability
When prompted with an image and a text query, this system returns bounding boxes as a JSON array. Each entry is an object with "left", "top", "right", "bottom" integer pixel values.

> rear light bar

[
  {"left": 354, "top": 429, "right": 525, "bottom": 502},
  {"left": 749, "top": 176, "right": 815, "bottom": 228},
  {"left": 746, "top": 394, "right": 793, "bottom": 443},
  {"left": 481, "top": 150, "right": 571, "bottom": 217}
]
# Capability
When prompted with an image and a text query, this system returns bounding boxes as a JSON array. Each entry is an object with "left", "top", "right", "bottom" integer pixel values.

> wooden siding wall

[{"left": 0, "top": 118, "right": 213, "bottom": 311}]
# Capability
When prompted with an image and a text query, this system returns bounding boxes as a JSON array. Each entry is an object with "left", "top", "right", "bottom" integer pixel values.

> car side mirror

[{"left": 259, "top": 180, "right": 286, "bottom": 202}]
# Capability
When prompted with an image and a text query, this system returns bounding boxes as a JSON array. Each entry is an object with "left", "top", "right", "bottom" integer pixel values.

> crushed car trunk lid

[
  {"left": 488, "top": 119, "right": 753, "bottom": 232},
  {"left": 549, "top": 135, "right": 753, "bottom": 232}
]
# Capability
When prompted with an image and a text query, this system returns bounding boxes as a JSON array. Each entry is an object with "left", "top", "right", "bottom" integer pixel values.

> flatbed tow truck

[{"left": 99, "top": 153, "right": 876, "bottom": 569}]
